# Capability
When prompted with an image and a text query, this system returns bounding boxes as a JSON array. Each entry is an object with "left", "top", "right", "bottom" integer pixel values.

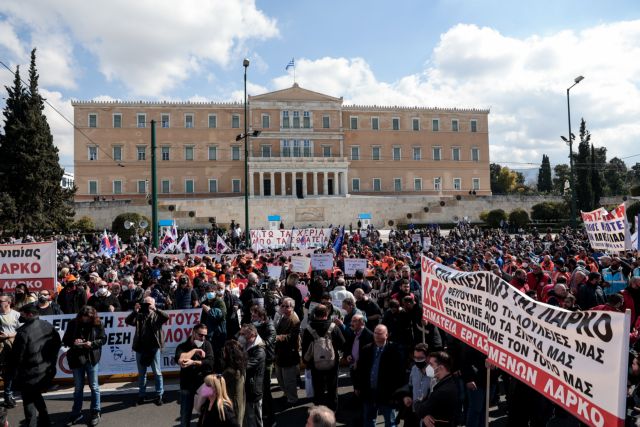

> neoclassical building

[{"left": 72, "top": 84, "right": 490, "bottom": 202}]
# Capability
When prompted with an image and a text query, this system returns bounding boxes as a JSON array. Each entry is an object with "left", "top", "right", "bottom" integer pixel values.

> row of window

[
  {"left": 87, "top": 113, "right": 240, "bottom": 129},
  {"left": 87, "top": 176, "right": 481, "bottom": 196},
  {"left": 349, "top": 117, "right": 478, "bottom": 133},
  {"left": 89, "top": 143, "right": 480, "bottom": 162}
]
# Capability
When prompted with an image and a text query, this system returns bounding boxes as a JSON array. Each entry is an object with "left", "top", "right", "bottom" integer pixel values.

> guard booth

[
  {"left": 268, "top": 215, "right": 281, "bottom": 231},
  {"left": 357, "top": 213, "right": 372, "bottom": 229}
]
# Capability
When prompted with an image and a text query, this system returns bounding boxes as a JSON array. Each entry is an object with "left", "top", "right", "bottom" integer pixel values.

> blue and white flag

[
  {"left": 285, "top": 58, "right": 295, "bottom": 70},
  {"left": 332, "top": 226, "right": 345, "bottom": 253},
  {"left": 99, "top": 230, "right": 112, "bottom": 257},
  {"left": 109, "top": 234, "right": 121, "bottom": 256}
]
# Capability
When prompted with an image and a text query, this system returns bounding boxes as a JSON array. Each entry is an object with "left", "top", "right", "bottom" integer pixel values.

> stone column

[
  {"left": 302, "top": 170, "right": 308, "bottom": 197},
  {"left": 341, "top": 170, "right": 348, "bottom": 196},
  {"left": 249, "top": 171, "right": 254, "bottom": 196},
  {"left": 313, "top": 171, "right": 318, "bottom": 196},
  {"left": 323, "top": 171, "right": 328, "bottom": 196},
  {"left": 281, "top": 171, "right": 286, "bottom": 196},
  {"left": 259, "top": 171, "right": 264, "bottom": 197},
  {"left": 267, "top": 172, "right": 273, "bottom": 196}
]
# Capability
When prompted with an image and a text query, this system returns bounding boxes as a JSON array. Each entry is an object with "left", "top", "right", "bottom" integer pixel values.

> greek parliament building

[{"left": 72, "top": 84, "right": 490, "bottom": 227}]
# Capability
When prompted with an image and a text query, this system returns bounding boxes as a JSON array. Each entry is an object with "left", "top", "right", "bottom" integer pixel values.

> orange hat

[{"left": 65, "top": 274, "right": 77, "bottom": 282}]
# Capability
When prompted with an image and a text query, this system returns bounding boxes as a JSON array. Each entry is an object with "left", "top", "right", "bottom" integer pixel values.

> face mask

[
  {"left": 252, "top": 320, "right": 262, "bottom": 327},
  {"left": 38, "top": 295, "right": 49, "bottom": 304},
  {"left": 216, "top": 290, "right": 225, "bottom": 296},
  {"left": 206, "top": 292, "right": 216, "bottom": 300},
  {"left": 238, "top": 335, "right": 247, "bottom": 347},
  {"left": 199, "top": 384, "right": 214, "bottom": 398},
  {"left": 414, "top": 359, "right": 427, "bottom": 370},
  {"left": 97, "top": 288, "right": 108, "bottom": 297},
  {"left": 425, "top": 365, "right": 435, "bottom": 377},
  {"left": 194, "top": 339, "right": 204, "bottom": 348}
]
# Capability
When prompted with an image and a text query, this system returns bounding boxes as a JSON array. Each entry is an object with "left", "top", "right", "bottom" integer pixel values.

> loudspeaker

[
  {"left": 456, "top": 195, "right": 461, "bottom": 201},
  {"left": 406, "top": 213, "right": 413, "bottom": 219},
  {"left": 440, "top": 201, "right": 445, "bottom": 207},
  {"left": 388, "top": 220, "right": 394, "bottom": 226},
  {"left": 168, "top": 205, "right": 175, "bottom": 211},
  {"left": 423, "top": 207, "right": 429, "bottom": 213},
  {"left": 188, "top": 211, "right": 195, "bottom": 217}
]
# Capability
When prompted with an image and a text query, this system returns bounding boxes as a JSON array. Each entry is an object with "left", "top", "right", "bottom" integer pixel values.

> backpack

[{"left": 304, "top": 323, "right": 336, "bottom": 370}]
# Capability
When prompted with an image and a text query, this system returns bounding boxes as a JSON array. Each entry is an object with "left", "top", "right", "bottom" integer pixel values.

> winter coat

[
  {"left": 125, "top": 308, "right": 169, "bottom": 353},
  {"left": 245, "top": 337, "right": 266, "bottom": 402},
  {"left": 62, "top": 319, "right": 107, "bottom": 368},
  {"left": 274, "top": 312, "right": 301, "bottom": 368},
  {"left": 256, "top": 319, "right": 276, "bottom": 365},
  {"left": 9, "top": 317, "right": 61, "bottom": 389}
]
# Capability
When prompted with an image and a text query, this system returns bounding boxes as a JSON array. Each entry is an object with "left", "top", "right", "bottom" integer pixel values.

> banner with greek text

[
  {"left": 581, "top": 204, "right": 630, "bottom": 252},
  {"left": 42, "top": 309, "right": 201, "bottom": 378},
  {"left": 250, "top": 228, "right": 332, "bottom": 249},
  {"left": 0, "top": 241, "right": 57, "bottom": 293},
  {"left": 421, "top": 257, "right": 628, "bottom": 427}
]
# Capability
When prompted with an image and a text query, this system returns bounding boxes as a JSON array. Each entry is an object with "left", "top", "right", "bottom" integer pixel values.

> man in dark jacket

[
  {"left": 577, "top": 272, "right": 606, "bottom": 310},
  {"left": 274, "top": 297, "right": 301, "bottom": 406},
  {"left": 9, "top": 304, "right": 61, "bottom": 427},
  {"left": 87, "top": 283, "right": 121, "bottom": 312},
  {"left": 415, "top": 351, "right": 461, "bottom": 427},
  {"left": 57, "top": 280, "right": 88, "bottom": 314},
  {"left": 240, "top": 273, "right": 263, "bottom": 325},
  {"left": 173, "top": 276, "right": 199, "bottom": 309},
  {"left": 251, "top": 306, "right": 276, "bottom": 426},
  {"left": 354, "top": 324, "right": 404, "bottom": 427},
  {"left": 239, "top": 323, "right": 266, "bottom": 427},
  {"left": 200, "top": 284, "right": 227, "bottom": 372},
  {"left": 125, "top": 296, "right": 170, "bottom": 406},
  {"left": 302, "top": 304, "right": 345, "bottom": 411},
  {"left": 119, "top": 276, "right": 144, "bottom": 311},
  {"left": 175, "top": 323, "right": 214, "bottom": 427}
]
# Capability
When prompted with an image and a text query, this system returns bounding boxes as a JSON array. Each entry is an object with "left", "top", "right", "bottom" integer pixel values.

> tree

[
  {"left": 591, "top": 146, "right": 606, "bottom": 208},
  {"left": 486, "top": 209, "right": 507, "bottom": 228},
  {"left": 574, "top": 119, "right": 594, "bottom": 212},
  {"left": 490, "top": 163, "right": 520, "bottom": 194},
  {"left": 509, "top": 208, "right": 530, "bottom": 228},
  {"left": 604, "top": 157, "right": 628, "bottom": 196},
  {"left": 0, "top": 49, "right": 74, "bottom": 233},
  {"left": 537, "top": 154, "right": 552, "bottom": 193},
  {"left": 531, "top": 202, "right": 569, "bottom": 221},
  {"left": 552, "top": 164, "right": 570, "bottom": 195}
]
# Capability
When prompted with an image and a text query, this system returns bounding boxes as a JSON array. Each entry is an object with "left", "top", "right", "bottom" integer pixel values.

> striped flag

[
  {"left": 110, "top": 234, "right": 121, "bottom": 256},
  {"left": 177, "top": 233, "right": 191, "bottom": 253},
  {"left": 285, "top": 58, "right": 295, "bottom": 70},
  {"left": 159, "top": 229, "right": 175, "bottom": 253},
  {"left": 99, "top": 230, "right": 112, "bottom": 257},
  {"left": 216, "top": 235, "right": 231, "bottom": 254}
]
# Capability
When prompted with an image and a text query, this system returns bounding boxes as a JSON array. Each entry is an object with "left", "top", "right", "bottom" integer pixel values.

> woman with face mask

[
  {"left": 195, "top": 374, "right": 240, "bottom": 427},
  {"left": 250, "top": 306, "right": 276, "bottom": 425},
  {"left": 13, "top": 283, "right": 36, "bottom": 310},
  {"left": 200, "top": 284, "right": 227, "bottom": 373}
]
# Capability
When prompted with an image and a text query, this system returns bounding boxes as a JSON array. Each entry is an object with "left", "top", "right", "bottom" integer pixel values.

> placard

[
  {"left": 344, "top": 258, "right": 367, "bottom": 276},
  {"left": 250, "top": 228, "right": 332, "bottom": 249},
  {"left": 581, "top": 204, "right": 630, "bottom": 252},
  {"left": 291, "top": 255, "right": 311, "bottom": 273},
  {"left": 0, "top": 241, "right": 57, "bottom": 292},
  {"left": 267, "top": 264, "right": 283, "bottom": 279},
  {"left": 311, "top": 253, "right": 334, "bottom": 271}
]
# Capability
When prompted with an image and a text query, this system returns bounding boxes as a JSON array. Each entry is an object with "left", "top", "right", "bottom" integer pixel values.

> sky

[{"left": 0, "top": 0, "right": 639, "bottom": 178}]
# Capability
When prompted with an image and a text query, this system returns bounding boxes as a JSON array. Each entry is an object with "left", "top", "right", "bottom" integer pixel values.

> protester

[
  {"left": 415, "top": 351, "right": 461, "bottom": 427},
  {"left": 119, "top": 276, "right": 144, "bottom": 311},
  {"left": 35, "top": 290, "right": 63, "bottom": 316},
  {"left": 305, "top": 405, "right": 336, "bottom": 427},
  {"left": 274, "top": 297, "right": 301, "bottom": 407},
  {"left": 397, "top": 343, "right": 433, "bottom": 426},
  {"left": 57, "top": 279, "right": 88, "bottom": 314},
  {"left": 196, "top": 374, "right": 240, "bottom": 427},
  {"left": 251, "top": 305, "right": 276, "bottom": 426},
  {"left": 87, "top": 282, "right": 121, "bottom": 312},
  {"left": 200, "top": 284, "right": 227, "bottom": 373},
  {"left": 240, "top": 273, "right": 264, "bottom": 325},
  {"left": 239, "top": 323, "right": 266, "bottom": 427},
  {"left": 222, "top": 340, "right": 247, "bottom": 425},
  {"left": 0, "top": 294, "right": 20, "bottom": 408}
]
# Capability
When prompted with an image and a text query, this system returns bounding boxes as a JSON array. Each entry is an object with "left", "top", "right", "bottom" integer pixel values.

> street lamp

[
  {"left": 243, "top": 58, "right": 250, "bottom": 247},
  {"left": 562, "top": 75, "right": 584, "bottom": 228}
]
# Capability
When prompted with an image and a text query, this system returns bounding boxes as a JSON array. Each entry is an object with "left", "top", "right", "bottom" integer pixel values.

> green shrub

[
  {"left": 112, "top": 212, "right": 151, "bottom": 241},
  {"left": 72, "top": 216, "right": 95, "bottom": 232},
  {"left": 479, "top": 211, "right": 489, "bottom": 223},
  {"left": 531, "top": 202, "right": 568, "bottom": 221},
  {"left": 509, "top": 208, "right": 530, "bottom": 228},
  {"left": 486, "top": 209, "right": 507, "bottom": 228}
]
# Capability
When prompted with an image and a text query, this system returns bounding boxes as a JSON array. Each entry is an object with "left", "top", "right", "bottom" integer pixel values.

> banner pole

[{"left": 485, "top": 365, "right": 491, "bottom": 427}]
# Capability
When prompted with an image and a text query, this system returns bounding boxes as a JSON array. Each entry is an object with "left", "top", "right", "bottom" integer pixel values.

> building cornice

[
  {"left": 71, "top": 100, "right": 242, "bottom": 107},
  {"left": 343, "top": 105, "right": 490, "bottom": 114}
]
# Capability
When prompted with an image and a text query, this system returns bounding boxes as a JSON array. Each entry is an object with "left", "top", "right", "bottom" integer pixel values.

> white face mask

[
  {"left": 426, "top": 365, "right": 435, "bottom": 378},
  {"left": 194, "top": 339, "right": 204, "bottom": 348}
]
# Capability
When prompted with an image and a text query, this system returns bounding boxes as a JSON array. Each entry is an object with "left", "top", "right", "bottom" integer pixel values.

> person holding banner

[{"left": 62, "top": 305, "right": 107, "bottom": 427}]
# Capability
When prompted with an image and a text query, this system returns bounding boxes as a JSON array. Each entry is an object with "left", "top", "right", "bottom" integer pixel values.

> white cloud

[{"left": 41, "top": 89, "right": 74, "bottom": 170}]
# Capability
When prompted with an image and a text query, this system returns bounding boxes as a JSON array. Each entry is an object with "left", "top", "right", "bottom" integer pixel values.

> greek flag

[{"left": 285, "top": 58, "right": 295, "bottom": 70}]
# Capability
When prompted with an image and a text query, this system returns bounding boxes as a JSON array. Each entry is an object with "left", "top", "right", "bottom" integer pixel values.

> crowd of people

[{"left": 1, "top": 222, "right": 640, "bottom": 427}]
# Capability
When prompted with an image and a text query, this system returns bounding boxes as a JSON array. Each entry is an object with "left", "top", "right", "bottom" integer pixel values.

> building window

[
  {"left": 292, "top": 140, "right": 301, "bottom": 157},
  {"left": 282, "top": 140, "right": 291, "bottom": 157},
  {"left": 88, "top": 180, "right": 98, "bottom": 195},
  {"left": 185, "top": 179, "right": 194, "bottom": 193},
  {"left": 303, "top": 111, "right": 311, "bottom": 128},
  {"left": 283, "top": 111, "right": 290, "bottom": 128},
  {"left": 262, "top": 114, "right": 270, "bottom": 129},
  {"left": 232, "top": 114, "right": 240, "bottom": 129},
  {"left": 414, "top": 178, "right": 422, "bottom": 191},
  {"left": 208, "top": 179, "right": 218, "bottom": 193},
  {"left": 412, "top": 118, "right": 420, "bottom": 131},
  {"left": 352, "top": 178, "right": 360, "bottom": 192},
  {"left": 471, "top": 147, "right": 480, "bottom": 162},
  {"left": 471, "top": 120, "right": 478, "bottom": 132},
  {"left": 113, "top": 114, "right": 122, "bottom": 128},
  {"left": 113, "top": 180, "right": 122, "bottom": 194},
  {"left": 88, "top": 113, "right": 97, "bottom": 128},
  {"left": 452, "top": 119, "right": 459, "bottom": 132},
  {"left": 161, "top": 114, "right": 170, "bottom": 128},
  {"left": 185, "top": 146, "right": 194, "bottom": 161},
  {"left": 231, "top": 146, "right": 240, "bottom": 161},
  {"left": 322, "top": 146, "right": 331, "bottom": 157},
  {"left": 232, "top": 179, "right": 241, "bottom": 193},
  {"left": 322, "top": 115, "right": 329, "bottom": 129},
  {"left": 161, "top": 180, "right": 170, "bottom": 194},
  {"left": 394, "top": 178, "right": 402, "bottom": 192},
  {"left": 373, "top": 178, "right": 381, "bottom": 192},
  {"left": 432, "top": 147, "right": 441, "bottom": 161},
  {"left": 434, "top": 177, "right": 441, "bottom": 191},
  {"left": 473, "top": 178, "right": 480, "bottom": 191},
  {"left": 137, "top": 114, "right": 146, "bottom": 128},
  {"left": 351, "top": 146, "right": 360, "bottom": 161},
  {"left": 432, "top": 119, "right": 439, "bottom": 132},
  {"left": 293, "top": 111, "right": 300, "bottom": 128},
  {"left": 413, "top": 147, "right": 421, "bottom": 161},
  {"left": 392, "top": 118, "right": 400, "bottom": 130},
  {"left": 350, "top": 116, "right": 358, "bottom": 130},
  {"left": 372, "top": 146, "right": 381, "bottom": 161},
  {"left": 303, "top": 140, "right": 312, "bottom": 157},
  {"left": 208, "top": 114, "right": 217, "bottom": 128},
  {"left": 372, "top": 117, "right": 379, "bottom": 130},
  {"left": 137, "top": 180, "right": 146, "bottom": 194},
  {"left": 453, "top": 178, "right": 462, "bottom": 190},
  {"left": 261, "top": 145, "right": 271, "bottom": 158},
  {"left": 184, "top": 114, "right": 194, "bottom": 129},
  {"left": 208, "top": 146, "right": 217, "bottom": 160},
  {"left": 161, "top": 146, "right": 170, "bottom": 161},
  {"left": 88, "top": 146, "right": 98, "bottom": 161},
  {"left": 137, "top": 146, "right": 146, "bottom": 161},
  {"left": 392, "top": 147, "right": 401, "bottom": 161},
  {"left": 113, "top": 146, "right": 122, "bottom": 161},
  {"left": 452, "top": 147, "right": 461, "bottom": 161}
]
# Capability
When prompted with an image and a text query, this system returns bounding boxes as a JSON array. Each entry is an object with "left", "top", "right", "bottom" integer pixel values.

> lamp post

[
  {"left": 243, "top": 58, "right": 250, "bottom": 247},
  {"left": 565, "top": 75, "right": 584, "bottom": 228}
]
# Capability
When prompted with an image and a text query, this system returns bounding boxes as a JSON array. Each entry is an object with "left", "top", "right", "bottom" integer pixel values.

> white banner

[
  {"left": 267, "top": 264, "right": 283, "bottom": 279},
  {"left": 581, "top": 204, "right": 630, "bottom": 252},
  {"left": 344, "top": 258, "right": 367, "bottom": 276},
  {"left": 291, "top": 256, "right": 311, "bottom": 273},
  {"left": 311, "top": 253, "right": 334, "bottom": 271},
  {"left": 0, "top": 241, "right": 57, "bottom": 293},
  {"left": 421, "top": 257, "right": 629, "bottom": 427},
  {"left": 42, "top": 309, "right": 201, "bottom": 378},
  {"left": 250, "top": 228, "right": 332, "bottom": 249},
  {"left": 422, "top": 237, "right": 431, "bottom": 250}
]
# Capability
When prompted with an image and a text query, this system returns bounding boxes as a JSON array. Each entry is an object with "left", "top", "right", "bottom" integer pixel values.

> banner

[
  {"left": 42, "top": 309, "right": 201, "bottom": 378},
  {"left": 421, "top": 257, "right": 629, "bottom": 427},
  {"left": 0, "top": 241, "right": 57, "bottom": 293},
  {"left": 344, "top": 258, "right": 367, "bottom": 276},
  {"left": 291, "top": 256, "right": 311, "bottom": 273},
  {"left": 250, "top": 228, "right": 332, "bottom": 249},
  {"left": 267, "top": 264, "right": 283, "bottom": 279},
  {"left": 311, "top": 253, "right": 334, "bottom": 271},
  {"left": 581, "top": 204, "right": 630, "bottom": 252}
]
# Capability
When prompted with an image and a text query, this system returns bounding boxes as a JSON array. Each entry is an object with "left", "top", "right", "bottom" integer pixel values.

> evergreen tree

[
  {"left": 0, "top": 49, "right": 74, "bottom": 233},
  {"left": 537, "top": 154, "right": 552, "bottom": 193},
  {"left": 605, "top": 157, "right": 628, "bottom": 196},
  {"left": 591, "top": 146, "right": 604, "bottom": 208},
  {"left": 574, "top": 119, "right": 593, "bottom": 212},
  {"left": 552, "top": 164, "right": 570, "bottom": 195}
]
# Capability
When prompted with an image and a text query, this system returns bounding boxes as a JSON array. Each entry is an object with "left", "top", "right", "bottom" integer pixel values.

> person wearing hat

[
  {"left": 57, "top": 277, "right": 88, "bottom": 315},
  {"left": 8, "top": 304, "right": 61, "bottom": 427}
]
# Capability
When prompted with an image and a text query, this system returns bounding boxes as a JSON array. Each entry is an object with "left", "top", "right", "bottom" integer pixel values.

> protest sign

[
  {"left": 421, "top": 256, "right": 629, "bottom": 427},
  {"left": 250, "top": 228, "right": 332, "bottom": 249},
  {"left": 42, "top": 309, "right": 201, "bottom": 378},
  {"left": 267, "top": 264, "right": 283, "bottom": 279},
  {"left": 311, "top": 253, "right": 334, "bottom": 270},
  {"left": 422, "top": 237, "right": 431, "bottom": 250},
  {"left": 291, "top": 255, "right": 311, "bottom": 273},
  {"left": 0, "top": 241, "right": 57, "bottom": 293},
  {"left": 581, "top": 204, "right": 630, "bottom": 252},
  {"left": 411, "top": 234, "right": 421, "bottom": 244},
  {"left": 344, "top": 258, "right": 367, "bottom": 276}
]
